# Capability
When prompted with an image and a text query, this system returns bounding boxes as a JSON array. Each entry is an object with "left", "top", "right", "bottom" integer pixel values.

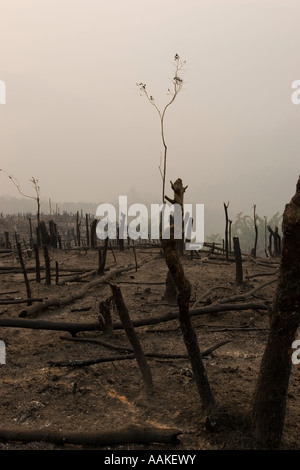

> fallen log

[
  {"left": 50, "top": 340, "right": 230, "bottom": 367},
  {"left": 19, "top": 258, "right": 152, "bottom": 318},
  {"left": 0, "top": 298, "right": 44, "bottom": 305},
  {"left": 0, "top": 302, "right": 269, "bottom": 335},
  {"left": 0, "top": 425, "right": 182, "bottom": 447}
]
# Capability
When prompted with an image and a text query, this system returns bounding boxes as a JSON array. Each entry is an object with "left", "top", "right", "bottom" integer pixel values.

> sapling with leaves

[{"left": 136, "top": 54, "right": 186, "bottom": 202}]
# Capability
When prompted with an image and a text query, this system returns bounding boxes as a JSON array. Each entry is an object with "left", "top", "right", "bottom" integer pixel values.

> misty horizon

[{"left": 1, "top": 0, "right": 299, "bottom": 235}]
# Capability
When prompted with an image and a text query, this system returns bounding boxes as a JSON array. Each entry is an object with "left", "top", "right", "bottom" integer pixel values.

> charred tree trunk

[
  {"left": 252, "top": 176, "right": 300, "bottom": 449},
  {"left": 86, "top": 214, "right": 90, "bottom": 247},
  {"left": 43, "top": 245, "right": 51, "bottom": 285},
  {"left": 4, "top": 231, "right": 10, "bottom": 249},
  {"left": 163, "top": 179, "right": 187, "bottom": 299},
  {"left": 161, "top": 231, "right": 215, "bottom": 412},
  {"left": 33, "top": 243, "right": 41, "bottom": 283},
  {"left": 39, "top": 221, "right": 50, "bottom": 246},
  {"left": 76, "top": 211, "right": 81, "bottom": 247},
  {"left": 252, "top": 204, "right": 258, "bottom": 258},
  {"left": 90, "top": 219, "right": 98, "bottom": 249},
  {"left": 98, "top": 238, "right": 109, "bottom": 275},
  {"left": 233, "top": 236, "right": 243, "bottom": 285},
  {"left": 49, "top": 220, "right": 58, "bottom": 249},
  {"left": 16, "top": 242, "right": 32, "bottom": 306},
  {"left": 223, "top": 202, "right": 229, "bottom": 261},
  {"left": 28, "top": 218, "right": 33, "bottom": 248},
  {"left": 110, "top": 283, "right": 153, "bottom": 395}
]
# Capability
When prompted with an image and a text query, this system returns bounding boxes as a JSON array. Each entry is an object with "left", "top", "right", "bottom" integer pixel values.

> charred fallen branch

[
  {"left": 50, "top": 339, "right": 230, "bottom": 367},
  {"left": 0, "top": 425, "right": 182, "bottom": 447},
  {"left": 0, "top": 301, "right": 269, "bottom": 335},
  {"left": 18, "top": 258, "right": 152, "bottom": 318}
]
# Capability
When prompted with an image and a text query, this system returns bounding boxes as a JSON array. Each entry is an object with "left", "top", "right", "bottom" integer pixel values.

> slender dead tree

[
  {"left": 137, "top": 54, "right": 186, "bottom": 202},
  {"left": 252, "top": 204, "right": 258, "bottom": 258},
  {"left": 223, "top": 202, "right": 230, "bottom": 261}
]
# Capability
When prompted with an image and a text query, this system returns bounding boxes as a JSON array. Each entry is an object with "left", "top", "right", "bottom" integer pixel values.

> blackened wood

[
  {"left": 90, "top": 219, "right": 98, "bottom": 248},
  {"left": 110, "top": 283, "right": 153, "bottom": 394},
  {"left": 223, "top": 202, "right": 229, "bottom": 261},
  {"left": 16, "top": 242, "right": 32, "bottom": 306},
  {"left": 76, "top": 211, "right": 81, "bottom": 247},
  {"left": 33, "top": 243, "right": 41, "bottom": 283},
  {"left": 43, "top": 245, "right": 51, "bottom": 285},
  {"left": 253, "top": 176, "right": 300, "bottom": 449},
  {"left": 55, "top": 261, "right": 59, "bottom": 285},
  {"left": 0, "top": 425, "right": 181, "bottom": 447},
  {"left": 233, "top": 236, "right": 243, "bottom": 285},
  {"left": 162, "top": 233, "right": 215, "bottom": 411},
  {"left": 49, "top": 220, "right": 58, "bottom": 248},
  {"left": 85, "top": 213, "right": 90, "bottom": 247},
  {"left": 98, "top": 238, "right": 108, "bottom": 275}
]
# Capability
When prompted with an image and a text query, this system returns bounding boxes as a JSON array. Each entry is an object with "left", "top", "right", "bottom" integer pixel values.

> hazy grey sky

[{"left": 0, "top": 0, "right": 300, "bottom": 230}]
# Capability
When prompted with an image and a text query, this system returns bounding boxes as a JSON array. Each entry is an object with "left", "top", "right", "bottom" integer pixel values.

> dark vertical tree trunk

[
  {"left": 110, "top": 284, "right": 153, "bottom": 395},
  {"left": 39, "top": 221, "right": 50, "bottom": 246},
  {"left": 98, "top": 238, "right": 108, "bottom": 275},
  {"left": 28, "top": 218, "right": 33, "bottom": 248},
  {"left": 43, "top": 245, "right": 51, "bottom": 285},
  {"left": 252, "top": 204, "right": 258, "bottom": 258},
  {"left": 55, "top": 261, "right": 59, "bottom": 285},
  {"left": 252, "top": 176, "right": 300, "bottom": 449},
  {"left": 161, "top": 232, "right": 215, "bottom": 412},
  {"left": 90, "top": 219, "right": 98, "bottom": 249},
  {"left": 33, "top": 244, "right": 41, "bottom": 283},
  {"left": 86, "top": 214, "right": 90, "bottom": 247},
  {"left": 49, "top": 220, "right": 58, "bottom": 249},
  {"left": 4, "top": 231, "right": 10, "bottom": 249},
  {"left": 76, "top": 211, "right": 81, "bottom": 247},
  {"left": 233, "top": 236, "right": 243, "bottom": 285},
  {"left": 16, "top": 241, "right": 32, "bottom": 305},
  {"left": 223, "top": 202, "right": 229, "bottom": 261},
  {"left": 164, "top": 179, "right": 187, "bottom": 298}
]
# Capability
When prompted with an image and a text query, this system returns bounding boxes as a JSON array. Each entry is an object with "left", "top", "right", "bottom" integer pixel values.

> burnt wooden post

[
  {"left": 252, "top": 205, "right": 258, "bottom": 258},
  {"left": 98, "top": 296, "right": 114, "bottom": 334},
  {"left": 43, "top": 245, "right": 51, "bottom": 285},
  {"left": 253, "top": 176, "right": 300, "bottom": 448},
  {"left": 28, "top": 218, "right": 33, "bottom": 248},
  {"left": 98, "top": 238, "right": 108, "bottom": 275},
  {"left": 76, "top": 211, "right": 81, "bottom": 247},
  {"left": 49, "top": 220, "right": 58, "bottom": 249},
  {"left": 55, "top": 261, "right": 59, "bottom": 285},
  {"left": 223, "top": 202, "right": 229, "bottom": 261},
  {"left": 233, "top": 236, "right": 243, "bottom": 285},
  {"left": 90, "top": 219, "right": 98, "bottom": 249},
  {"left": 33, "top": 244, "right": 41, "bottom": 283},
  {"left": 39, "top": 221, "right": 50, "bottom": 246},
  {"left": 85, "top": 214, "right": 90, "bottom": 247},
  {"left": 4, "top": 231, "right": 10, "bottom": 249},
  {"left": 16, "top": 241, "right": 32, "bottom": 305}
]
